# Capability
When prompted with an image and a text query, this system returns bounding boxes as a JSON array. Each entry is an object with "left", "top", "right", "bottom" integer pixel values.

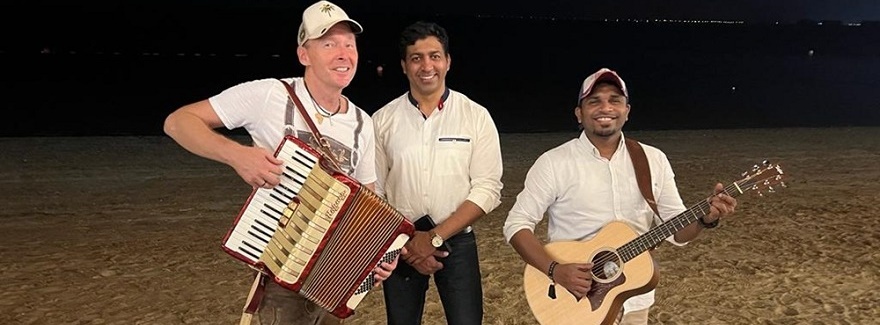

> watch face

[{"left": 431, "top": 235, "right": 443, "bottom": 247}]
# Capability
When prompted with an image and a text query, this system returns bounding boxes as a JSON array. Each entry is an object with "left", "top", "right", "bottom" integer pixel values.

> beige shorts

[{"left": 614, "top": 307, "right": 650, "bottom": 325}]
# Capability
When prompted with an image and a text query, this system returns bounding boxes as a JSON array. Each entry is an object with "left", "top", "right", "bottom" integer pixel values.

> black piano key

[
  {"left": 252, "top": 219, "right": 275, "bottom": 236},
  {"left": 247, "top": 230, "right": 270, "bottom": 244},
  {"left": 239, "top": 241, "right": 263, "bottom": 260},
  {"left": 272, "top": 187, "right": 294, "bottom": 201},
  {"left": 269, "top": 192, "right": 288, "bottom": 205},
  {"left": 284, "top": 166, "right": 309, "bottom": 184},
  {"left": 291, "top": 156, "right": 313, "bottom": 173},
  {"left": 293, "top": 150, "right": 318, "bottom": 165},
  {"left": 261, "top": 204, "right": 284, "bottom": 222}
]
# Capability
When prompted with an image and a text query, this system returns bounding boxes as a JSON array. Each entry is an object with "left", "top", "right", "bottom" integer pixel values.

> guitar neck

[{"left": 617, "top": 182, "right": 745, "bottom": 262}]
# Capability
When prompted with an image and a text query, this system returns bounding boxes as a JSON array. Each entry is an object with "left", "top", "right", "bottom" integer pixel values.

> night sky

[
  {"left": 337, "top": 0, "right": 880, "bottom": 22},
  {"left": 9, "top": 0, "right": 880, "bottom": 23},
  {"left": 2, "top": 1, "right": 880, "bottom": 136}
]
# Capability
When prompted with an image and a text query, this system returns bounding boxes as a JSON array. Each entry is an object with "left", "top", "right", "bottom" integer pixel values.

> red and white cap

[{"left": 578, "top": 68, "right": 629, "bottom": 103}]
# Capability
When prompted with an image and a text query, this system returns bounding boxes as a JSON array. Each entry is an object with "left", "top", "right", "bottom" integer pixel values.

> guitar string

[
  {"left": 588, "top": 183, "right": 740, "bottom": 276},
  {"left": 588, "top": 168, "right": 781, "bottom": 276},
  {"left": 588, "top": 199, "right": 716, "bottom": 275}
]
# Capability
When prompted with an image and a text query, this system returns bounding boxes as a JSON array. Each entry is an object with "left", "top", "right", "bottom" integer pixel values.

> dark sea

[{"left": 3, "top": 6, "right": 879, "bottom": 136}]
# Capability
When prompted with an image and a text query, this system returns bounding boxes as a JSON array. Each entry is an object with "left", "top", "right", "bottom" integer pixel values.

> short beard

[{"left": 591, "top": 127, "right": 617, "bottom": 138}]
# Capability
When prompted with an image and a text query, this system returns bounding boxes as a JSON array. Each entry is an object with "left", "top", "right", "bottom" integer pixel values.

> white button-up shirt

[
  {"left": 503, "top": 132, "right": 687, "bottom": 312},
  {"left": 373, "top": 90, "right": 503, "bottom": 223}
]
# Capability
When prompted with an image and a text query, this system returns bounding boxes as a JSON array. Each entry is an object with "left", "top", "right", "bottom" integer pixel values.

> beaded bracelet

[
  {"left": 547, "top": 261, "right": 559, "bottom": 299},
  {"left": 548, "top": 261, "right": 559, "bottom": 280}
]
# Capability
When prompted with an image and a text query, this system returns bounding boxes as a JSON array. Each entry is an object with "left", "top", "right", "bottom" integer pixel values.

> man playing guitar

[{"left": 502, "top": 67, "right": 738, "bottom": 324}]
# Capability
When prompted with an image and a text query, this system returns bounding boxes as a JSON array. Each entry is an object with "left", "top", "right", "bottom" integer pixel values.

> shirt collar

[
  {"left": 579, "top": 132, "right": 626, "bottom": 160},
  {"left": 407, "top": 87, "right": 451, "bottom": 112}
]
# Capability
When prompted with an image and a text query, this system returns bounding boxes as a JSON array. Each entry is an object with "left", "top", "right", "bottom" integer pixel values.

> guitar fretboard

[{"left": 618, "top": 183, "right": 745, "bottom": 262}]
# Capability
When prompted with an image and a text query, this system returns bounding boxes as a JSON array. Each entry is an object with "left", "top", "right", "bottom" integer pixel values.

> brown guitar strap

[
  {"left": 279, "top": 79, "right": 343, "bottom": 172},
  {"left": 625, "top": 138, "right": 660, "bottom": 219}
]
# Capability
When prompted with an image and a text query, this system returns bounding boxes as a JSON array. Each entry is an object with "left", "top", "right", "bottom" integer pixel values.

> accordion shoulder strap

[
  {"left": 279, "top": 79, "right": 343, "bottom": 171},
  {"left": 239, "top": 272, "right": 267, "bottom": 325}
]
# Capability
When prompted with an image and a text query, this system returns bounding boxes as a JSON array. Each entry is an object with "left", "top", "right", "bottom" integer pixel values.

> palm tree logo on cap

[{"left": 320, "top": 3, "right": 335, "bottom": 16}]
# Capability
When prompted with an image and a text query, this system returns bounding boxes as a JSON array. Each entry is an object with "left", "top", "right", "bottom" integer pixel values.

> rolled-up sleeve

[
  {"left": 466, "top": 112, "right": 503, "bottom": 214},
  {"left": 503, "top": 153, "right": 556, "bottom": 243},
  {"left": 653, "top": 151, "right": 688, "bottom": 246}
]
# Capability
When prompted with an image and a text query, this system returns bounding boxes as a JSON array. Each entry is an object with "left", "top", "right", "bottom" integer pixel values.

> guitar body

[{"left": 523, "top": 221, "right": 659, "bottom": 325}]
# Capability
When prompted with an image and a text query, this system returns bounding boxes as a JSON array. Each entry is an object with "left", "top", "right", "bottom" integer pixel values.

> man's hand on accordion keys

[{"left": 228, "top": 145, "right": 284, "bottom": 189}]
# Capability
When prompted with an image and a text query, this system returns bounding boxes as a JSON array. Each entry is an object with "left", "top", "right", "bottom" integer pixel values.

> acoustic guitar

[{"left": 522, "top": 161, "right": 786, "bottom": 325}]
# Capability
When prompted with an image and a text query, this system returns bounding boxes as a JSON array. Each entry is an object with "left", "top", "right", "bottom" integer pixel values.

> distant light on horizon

[
  {"left": 28, "top": 49, "right": 283, "bottom": 58},
  {"left": 602, "top": 18, "right": 745, "bottom": 24},
  {"left": 472, "top": 14, "right": 747, "bottom": 24}
]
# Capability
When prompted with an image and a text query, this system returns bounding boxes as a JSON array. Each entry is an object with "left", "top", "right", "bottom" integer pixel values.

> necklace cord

[{"left": 303, "top": 80, "right": 341, "bottom": 117}]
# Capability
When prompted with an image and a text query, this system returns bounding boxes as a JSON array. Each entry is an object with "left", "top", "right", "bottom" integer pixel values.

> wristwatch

[{"left": 429, "top": 230, "right": 444, "bottom": 248}]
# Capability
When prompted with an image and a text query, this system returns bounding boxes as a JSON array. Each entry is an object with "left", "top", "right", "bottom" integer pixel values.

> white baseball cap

[
  {"left": 578, "top": 68, "right": 629, "bottom": 103},
  {"left": 297, "top": 1, "right": 363, "bottom": 46}
]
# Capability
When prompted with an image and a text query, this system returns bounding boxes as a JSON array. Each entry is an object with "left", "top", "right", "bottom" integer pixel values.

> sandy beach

[{"left": 1, "top": 127, "right": 878, "bottom": 324}]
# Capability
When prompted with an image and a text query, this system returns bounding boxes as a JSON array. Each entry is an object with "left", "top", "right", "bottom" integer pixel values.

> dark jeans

[{"left": 383, "top": 230, "right": 483, "bottom": 325}]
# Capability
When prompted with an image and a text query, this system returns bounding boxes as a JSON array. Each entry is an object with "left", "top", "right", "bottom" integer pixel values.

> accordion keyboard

[
  {"left": 222, "top": 139, "right": 319, "bottom": 263},
  {"left": 260, "top": 164, "right": 352, "bottom": 282}
]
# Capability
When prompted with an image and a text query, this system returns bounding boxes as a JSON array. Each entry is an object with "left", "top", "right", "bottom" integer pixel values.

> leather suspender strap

[
  {"left": 625, "top": 138, "right": 660, "bottom": 218},
  {"left": 279, "top": 79, "right": 342, "bottom": 171},
  {"left": 239, "top": 272, "right": 267, "bottom": 325}
]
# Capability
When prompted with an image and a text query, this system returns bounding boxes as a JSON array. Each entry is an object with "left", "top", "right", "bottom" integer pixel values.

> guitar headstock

[{"left": 733, "top": 160, "right": 786, "bottom": 197}]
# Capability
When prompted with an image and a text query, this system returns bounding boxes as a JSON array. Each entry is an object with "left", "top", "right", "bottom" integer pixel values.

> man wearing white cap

[
  {"left": 163, "top": 1, "right": 396, "bottom": 324},
  {"left": 502, "top": 68, "right": 737, "bottom": 324}
]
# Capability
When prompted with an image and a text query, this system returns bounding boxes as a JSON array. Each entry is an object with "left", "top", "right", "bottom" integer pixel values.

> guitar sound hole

[{"left": 590, "top": 250, "right": 622, "bottom": 283}]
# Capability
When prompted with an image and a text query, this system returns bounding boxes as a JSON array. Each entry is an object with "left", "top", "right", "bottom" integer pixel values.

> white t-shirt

[{"left": 209, "top": 77, "right": 376, "bottom": 184}]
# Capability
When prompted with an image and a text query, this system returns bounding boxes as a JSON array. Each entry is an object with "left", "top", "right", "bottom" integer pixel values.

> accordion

[{"left": 221, "top": 136, "right": 414, "bottom": 319}]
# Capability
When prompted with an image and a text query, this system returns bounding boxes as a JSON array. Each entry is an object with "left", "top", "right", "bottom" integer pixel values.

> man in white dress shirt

[
  {"left": 372, "top": 21, "right": 503, "bottom": 325},
  {"left": 503, "top": 67, "right": 737, "bottom": 324}
]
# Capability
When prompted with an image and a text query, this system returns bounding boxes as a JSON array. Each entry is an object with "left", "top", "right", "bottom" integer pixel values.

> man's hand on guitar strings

[
  {"left": 705, "top": 183, "right": 738, "bottom": 223},
  {"left": 554, "top": 262, "right": 594, "bottom": 299}
]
